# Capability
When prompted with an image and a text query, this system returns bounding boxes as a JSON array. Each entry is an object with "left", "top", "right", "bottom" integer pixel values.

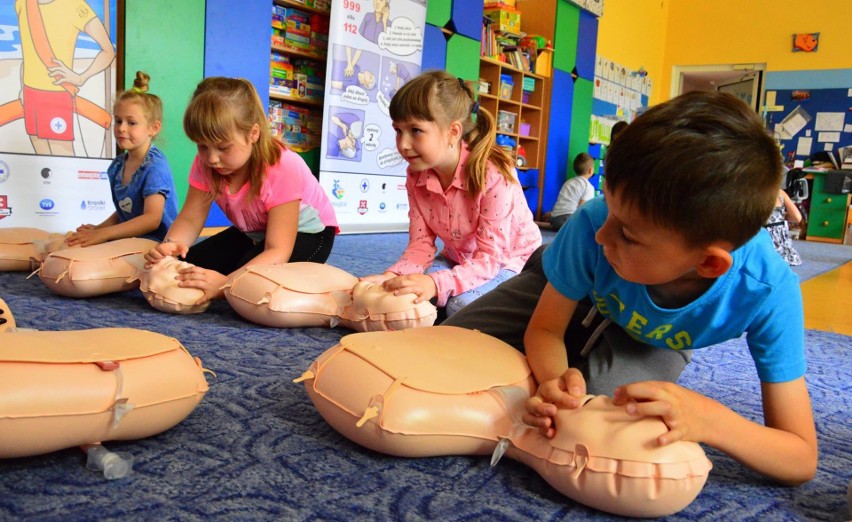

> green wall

[{"left": 123, "top": 0, "right": 205, "bottom": 206}]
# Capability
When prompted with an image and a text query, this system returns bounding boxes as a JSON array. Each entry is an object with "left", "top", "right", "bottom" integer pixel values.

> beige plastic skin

[
  {"left": 37, "top": 238, "right": 158, "bottom": 298},
  {"left": 338, "top": 281, "right": 438, "bottom": 332},
  {"left": 0, "top": 326, "right": 209, "bottom": 459},
  {"left": 301, "top": 326, "right": 713, "bottom": 518},
  {"left": 224, "top": 263, "right": 437, "bottom": 331},
  {"left": 0, "top": 298, "right": 14, "bottom": 333},
  {"left": 137, "top": 256, "right": 210, "bottom": 315},
  {"left": 0, "top": 227, "right": 67, "bottom": 271}
]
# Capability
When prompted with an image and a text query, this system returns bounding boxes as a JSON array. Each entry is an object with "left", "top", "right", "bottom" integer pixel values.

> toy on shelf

[
  {"left": 223, "top": 262, "right": 437, "bottom": 331},
  {"left": 0, "top": 298, "right": 210, "bottom": 460},
  {"left": 297, "top": 326, "right": 712, "bottom": 518}
]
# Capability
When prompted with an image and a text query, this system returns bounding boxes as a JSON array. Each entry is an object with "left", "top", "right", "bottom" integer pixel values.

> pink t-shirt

[
  {"left": 388, "top": 144, "right": 542, "bottom": 306},
  {"left": 188, "top": 147, "right": 338, "bottom": 235}
]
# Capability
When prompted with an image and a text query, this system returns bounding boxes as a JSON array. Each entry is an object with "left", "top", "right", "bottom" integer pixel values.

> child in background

[
  {"left": 363, "top": 71, "right": 541, "bottom": 317},
  {"left": 144, "top": 77, "right": 338, "bottom": 305},
  {"left": 445, "top": 91, "right": 817, "bottom": 485},
  {"left": 765, "top": 188, "right": 802, "bottom": 266},
  {"left": 66, "top": 71, "right": 177, "bottom": 246},
  {"left": 544, "top": 152, "right": 596, "bottom": 230}
]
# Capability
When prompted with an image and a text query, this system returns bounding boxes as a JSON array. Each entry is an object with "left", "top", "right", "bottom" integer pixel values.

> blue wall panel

[
  {"left": 771, "top": 88, "right": 852, "bottom": 160},
  {"left": 575, "top": 10, "right": 597, "bottom": 81},
  {"left": 422, "top": 24, "right": 448, "bottom": 71},
  {"left": 450, "top": 0, "right": 483, "bottom": 40},
  {"left": 542, "top": 68, "right": 574, "bottom": 213},
  {"left": 205, "top": 0, "right": 270, "bottom": 98},
  {"left": 204, "top": 0, "right": 271, "bottom": 226}
]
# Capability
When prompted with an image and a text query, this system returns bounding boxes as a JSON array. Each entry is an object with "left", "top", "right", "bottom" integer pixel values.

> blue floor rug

[{"left": 1, "top": 232, "right": 850, "bottom": 521}]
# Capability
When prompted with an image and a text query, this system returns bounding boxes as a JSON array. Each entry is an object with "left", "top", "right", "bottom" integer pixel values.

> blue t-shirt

[
  {"left": 107, "top": 145, "right": 178, "bottom": 241},
  {"left": 542, "top": 197, "right": 805, "bottom": 383}
]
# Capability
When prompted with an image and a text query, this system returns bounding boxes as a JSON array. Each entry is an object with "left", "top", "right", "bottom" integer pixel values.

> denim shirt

[{"left": 107, "top": 145, "right": 178, "bottom": 241}]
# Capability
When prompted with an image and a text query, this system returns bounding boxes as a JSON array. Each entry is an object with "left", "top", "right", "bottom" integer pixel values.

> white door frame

[{"left": 671, "top": 63, "right": 767, "bottom": 112}]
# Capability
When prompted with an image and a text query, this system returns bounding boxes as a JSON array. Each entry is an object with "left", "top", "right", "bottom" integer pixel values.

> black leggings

[{"left": 184, "top": 226, "right": 336, "bottom": 275}]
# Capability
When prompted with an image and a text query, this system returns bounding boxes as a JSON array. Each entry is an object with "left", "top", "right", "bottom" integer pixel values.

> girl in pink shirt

[
  {"left": 364, "top": 71, "right": 541, "bottom": 317},
  {"left": 145, "top": 77, "right": 338, "bottom": 305}
]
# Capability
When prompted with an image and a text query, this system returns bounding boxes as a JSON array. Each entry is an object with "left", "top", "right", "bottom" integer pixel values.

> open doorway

[{"left": 671, "top": 64, "right": 766, "bottom": 112}]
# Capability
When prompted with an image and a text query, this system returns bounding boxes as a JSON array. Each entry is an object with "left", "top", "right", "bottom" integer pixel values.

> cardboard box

[{"left": 484, "top": 7, "right": 521, "bottom": 33}]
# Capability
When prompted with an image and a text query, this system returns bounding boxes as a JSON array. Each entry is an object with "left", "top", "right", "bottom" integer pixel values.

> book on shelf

[{"left": 481, "top": 18, "right": 532, "bottom": 72}]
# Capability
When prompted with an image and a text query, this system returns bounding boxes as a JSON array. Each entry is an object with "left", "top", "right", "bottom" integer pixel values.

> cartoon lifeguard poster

[
  {"left": 1, "top": 0, "right": 116, "bottom": 157},
  {"left": 0, "top": 0, "right": 117, "bottom": 231}
]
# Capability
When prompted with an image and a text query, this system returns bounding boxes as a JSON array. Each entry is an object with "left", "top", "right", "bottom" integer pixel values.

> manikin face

[
  {"left": 595, "top": 187, "right": 705, "bottom": 286},
  {"left": 393, "top": 118, "right": 456, "bottom": 174},
  {"left": 195, "top": 124, "right": 259, "bottom": 177},
  {"left": 113, "top": 101, "right": 158, "bottom": 154}
]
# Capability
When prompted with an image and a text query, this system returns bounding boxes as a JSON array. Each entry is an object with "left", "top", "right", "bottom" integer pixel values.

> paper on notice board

[
  {"left": 814, "top": 112, "right": 845, "bottom": 132},
  {"left": 818, "top": 132, "right": 840, "bottom": 143},
  {"left": 778, "top": 105, "right": 811, "bottom": 140},
  {"left": 765, "top": 91, "right": 777, "bottom": 106},
  {"left": 845, "top": 124, "right": 852, "bottom": 133},
  {"left": 797, "top": 137, "right": 813, "bottom": 156}
]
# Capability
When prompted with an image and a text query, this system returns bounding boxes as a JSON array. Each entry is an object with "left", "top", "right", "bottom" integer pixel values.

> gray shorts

[{"left": 442, "top": 245, "right": 691, "bottom": 395}]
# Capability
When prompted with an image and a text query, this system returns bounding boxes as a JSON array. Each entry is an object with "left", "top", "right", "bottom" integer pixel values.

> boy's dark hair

[
  {"left": 610, "top": 120, "right": 628, "bottom": 141},
  {"left": 605, "top": 91, "right": 781, "bottom": 249},
  {"left": 573, "top": 152, "right": 595, "bottom": 176}
]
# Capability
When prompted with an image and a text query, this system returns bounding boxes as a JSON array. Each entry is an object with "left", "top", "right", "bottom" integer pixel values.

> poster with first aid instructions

[{"left": 319, "top": 0, "right": 426, "bottom": 233}]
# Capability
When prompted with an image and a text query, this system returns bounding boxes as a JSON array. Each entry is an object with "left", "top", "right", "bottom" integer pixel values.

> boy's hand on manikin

[
  {"left": 175, "top": 265, "right": 227, "bottom": 305},
  {"left": 613, "top": 381, "right": 718, "bottom": 447},
  {"left": 523, "top": 368, "right": 587, "bottom": 438},
  {"left": 381, "top": 273, "right": 437, "bottom": 303}
]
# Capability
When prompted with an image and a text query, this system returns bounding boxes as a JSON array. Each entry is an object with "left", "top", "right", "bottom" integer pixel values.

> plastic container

[
  {"left": 499, "top": 74, "right": 514, "bottom": 100},
  {"left": 519, "top": 122, "right": 531, "bottom": 136},
  {"left": 497, "top": 110, "right": 517, "bottom": 134},
  {"left": 83, "top": 444, "right": 134, "bottom": 480}
]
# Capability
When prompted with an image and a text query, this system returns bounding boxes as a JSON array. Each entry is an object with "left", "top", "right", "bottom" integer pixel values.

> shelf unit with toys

[
  {"left": 477, "top": 57, "right": 548, "bottom": 173},
  {"left": 268, "top": 0, "right": 330, "bottom": 155},
  {"left": 479, "top": 1, "right": 551, "bottom": 186}
]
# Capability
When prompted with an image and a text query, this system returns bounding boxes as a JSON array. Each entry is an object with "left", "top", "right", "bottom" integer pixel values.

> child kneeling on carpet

[
  {"left": 145, "top": 77, "right": 338, "bottom": 305},
  {"left": 363, "top": 71, "right": 541, "bottom": 317},
  {"left": 542, "top": 152, "right": 596, "bottom": 230},
  {"left": 66, "top": 72, "right": 178, "bottom": 246},
  {"left": 444, "top": 91, "right": 817, "bottom": 485}
]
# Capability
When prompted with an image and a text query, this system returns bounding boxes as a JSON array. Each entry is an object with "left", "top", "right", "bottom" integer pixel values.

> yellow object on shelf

[
  {"left": 484, "top": 7, "right": 521, "bottom": 33},
  {"left": 535, "top": 48, "right": 553, "bottom": 77}
]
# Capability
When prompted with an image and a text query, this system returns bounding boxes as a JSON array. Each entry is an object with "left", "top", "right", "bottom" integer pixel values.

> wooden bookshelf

[{"left": 478, "top": 57, "right": 550, "bottom": 175}]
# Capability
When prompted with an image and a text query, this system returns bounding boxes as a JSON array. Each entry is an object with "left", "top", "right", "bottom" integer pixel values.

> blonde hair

[
  {"left": 388, "top": 70, "right": 515, "bottom": 194},
  {"left": 183, "top": 77, "right": 284, "bottom": 201},
  {"left": 115, "top": 71, "right": 163, "bottom": 131}
]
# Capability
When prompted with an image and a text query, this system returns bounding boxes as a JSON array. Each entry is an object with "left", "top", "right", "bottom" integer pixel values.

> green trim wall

[{"left": 123, "top": 0, "right": 205, "bottom": 206}]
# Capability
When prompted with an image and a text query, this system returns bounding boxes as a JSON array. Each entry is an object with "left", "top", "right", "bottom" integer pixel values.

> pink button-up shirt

[{"left": 388, "top": 144, "right": 542, "bottom": 306}]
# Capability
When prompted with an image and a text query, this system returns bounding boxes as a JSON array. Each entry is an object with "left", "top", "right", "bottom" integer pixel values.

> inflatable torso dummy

[
  {"left": 0, "top": 297, "right": 210, "bottom": 459},
  {"left": 0, "top": 227, "right": 68, "bottom": 271},
  {"left": 297, "top": 326, "right": 712, "bottom": 518},
  {"left": 224, "top": 262, "right": 437, "bottom": 331},
  {"left": 36, "top": 237, "right": 158, "bottom": 297}
]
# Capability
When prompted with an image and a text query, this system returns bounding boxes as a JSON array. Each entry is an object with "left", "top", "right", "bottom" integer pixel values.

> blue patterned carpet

[{"left": 1, "top": 232, "right": 850, "bottom": 521}]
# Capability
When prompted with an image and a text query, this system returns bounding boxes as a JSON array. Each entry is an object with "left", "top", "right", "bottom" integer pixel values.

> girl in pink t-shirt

[
  {"left": 364, "top": 71, "right": 541, "bottom": 317},
  {"left": 145, "top": 77, "right": 338, "bottom": 305}
]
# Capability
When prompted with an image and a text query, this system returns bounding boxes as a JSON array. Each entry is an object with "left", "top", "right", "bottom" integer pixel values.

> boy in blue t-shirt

[{"left": 444, "top": 91, "right": 817, "bottom": 485}]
